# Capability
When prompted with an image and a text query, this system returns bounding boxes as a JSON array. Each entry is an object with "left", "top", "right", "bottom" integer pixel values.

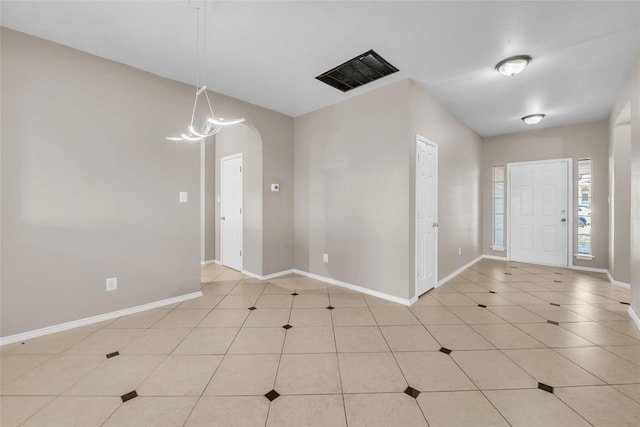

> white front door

[
  {"left": 416, "top": 136, "right": 438, "bottom": 296},
  {"left": 220, "top": 154, "right": 243, "bottom": 271},
  {"left": 509, "top": 160, "right": 569, "bottom": 267}
]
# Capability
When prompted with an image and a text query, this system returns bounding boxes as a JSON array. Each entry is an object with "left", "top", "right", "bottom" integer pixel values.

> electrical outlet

[
  {"left": 323, "top": 253, "right": 329, "bottom": 263},
  {"left": 106, "top": 277, "right": 118, "bottom": 291},
  {"left": 458, "top": 248, "right": 462, "bottom": 256},
  {"left": 179, "top": 192, "right": 188, "bottom": 203}
]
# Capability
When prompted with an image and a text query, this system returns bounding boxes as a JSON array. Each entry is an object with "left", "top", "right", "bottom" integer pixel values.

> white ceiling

[{"left": 2, "top": 1, "right": 639, "bottom": 136}]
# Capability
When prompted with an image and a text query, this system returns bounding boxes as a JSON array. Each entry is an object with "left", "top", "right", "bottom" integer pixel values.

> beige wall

[
  {"left": 294, "top": 79, "right": 483, "bottom": 300},
  {"left": 204, "top": 139, "right": 216, "bottom": 262},
  {"left": 409, "top": 81, "right": 483, "bottom": 294},
  {"left": 1, "top": 28, "right": 293, "bottom": 336},
  {"left": 610, "top": 57, "right": 640, "bottom": 318},
  {"left": 609, "top": 124, "right": 631, "bottom": 283},
  {"left": 294, "top": 80, "right": 412, "bottom": 298},
  {"left": 481, "top": 121, "right": 609, "bottom": 270},
  {"left": 214, "top": 124, "right": 263, "bottom": 275},
  {"left": 1, "top": 28, "right": 201, "bottom": 336}
]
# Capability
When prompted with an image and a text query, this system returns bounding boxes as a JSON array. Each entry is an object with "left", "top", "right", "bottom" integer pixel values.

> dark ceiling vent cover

[{"left": 316, "top": 50, "right": 399, "bottom": 92}]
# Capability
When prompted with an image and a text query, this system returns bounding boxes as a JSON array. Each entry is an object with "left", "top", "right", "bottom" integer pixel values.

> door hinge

[
  {"left": 240, "top": 250, "right": 242, "bottom": 256},
  {"left": 239, "top": 208, "right": 242, "bottom": 214},
  {"left": 239, "top": 166, "right": 242, "bottom": 172}
]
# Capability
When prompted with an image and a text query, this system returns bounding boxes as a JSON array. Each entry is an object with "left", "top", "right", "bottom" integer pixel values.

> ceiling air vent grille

[{"left": 316, "top": 50, "right": 399, "bottom": 92}]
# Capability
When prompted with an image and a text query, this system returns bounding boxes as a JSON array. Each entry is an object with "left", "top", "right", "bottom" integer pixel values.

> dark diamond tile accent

[
  {"left": 620, "top": 302, "right": 630, "bottom": 305},
  {"left": 538, "top": 382, "right": 554, "bottom": 394},
  {"left": 554, "top": 272, "right": 562, "bottom": 275},
  {"left": 326, "top": 306, "right": 335, "bottom": 310},
  {"left": 248, "top": 306, "right": 257, "bottom": 311},
  {"left": 550, "top": 303, "right": 560, "bottom": 307},
  {"left": 478, "top": 304, "right": 487, "bottom": 308},
  {"left": 106, "top": 351, "right": 120, "bottom": 359},
  {"left": 439, "top": 347, "right": 452, "bottom": 355},
  {"left": 121, "top": 390, "right": 138, "bottom": 403},
  {"left": 553, "top": 280, "right": 562, "bottom": 283},
  {"left": 265, "top": 390, "right": 280, "bottom": 401},
  {"left": 505, "top": 272, "right": 512, "bottom": 275},
  {"left": 282, "top": 324, "right": 292, "bottom": 330},
  {"left": 404, "top": 386, "right": 420, "bottom": 398},
  {"left": 547, "top": 320, "right": 559, "bottom": 326},
  {"left": 291, "top": 292, "right": 298, "bottom": 296},
  {"left": 489, "top": 291, "right": 496, "bottom": 294}
]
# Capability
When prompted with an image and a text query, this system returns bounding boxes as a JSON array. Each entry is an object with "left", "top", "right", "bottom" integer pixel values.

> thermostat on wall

[{"left": 271, "top": 184, "right": 280, "bottom": 192}]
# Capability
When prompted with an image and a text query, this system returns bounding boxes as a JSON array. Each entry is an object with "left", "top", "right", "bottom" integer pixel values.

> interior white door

[
  {"left": 416, "top": 137, "right": 438, "bottom": 296},
  {"left": 221, "top": 154, "right": 243, "bottom": 271},
  {"left": 509, "top": 160, "right": 569, "bottom": 267}
]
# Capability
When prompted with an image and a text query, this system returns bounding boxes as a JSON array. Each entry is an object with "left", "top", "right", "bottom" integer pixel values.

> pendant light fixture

[{"left": 167, "top": 2, "right": 244, "bottom": 142}]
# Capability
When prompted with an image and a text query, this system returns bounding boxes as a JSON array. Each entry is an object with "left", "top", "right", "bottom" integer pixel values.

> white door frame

[
  {"left": 506, "top": 158, "right": 573, "bottom": 267},
  {"left": 220, "top": 152, "right": 243, "bottom": 271},
  {"left": 415, "top": 135, "right": 438, "bottom": 297}
]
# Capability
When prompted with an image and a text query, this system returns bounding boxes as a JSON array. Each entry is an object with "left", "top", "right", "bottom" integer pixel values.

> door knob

[
  {"left": 221, "top": 216, "right": 226, "bottom": 220},
  {"left": 433, "top": 222, "right": 439, "bottom": 228},
  {"left": 561, "top": 218, "right": 566, "bottom": 222}
]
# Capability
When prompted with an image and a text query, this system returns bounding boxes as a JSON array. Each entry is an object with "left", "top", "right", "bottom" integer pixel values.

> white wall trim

[
  {"left": 437, "top": 256, "right": 483, "bottom": 287},
  {"left": 291, "top": 269, "right": 413, "bottom": 306},
  {"left": 0, "top": 291, "right": 202, "bottom": 346},
  {"left": 629, "top": 306, "right": 640, "bottom": 331},
  {"left": 237, "top": 268, "right": 412, "bottom": 304},
  {"left": 201, "top": 260, "right": 217, "bottom": 265},
  {"left": 482, "top": 254, "right": 508, "bottom": 261},
  {"left": 574, "top": 254, "right": 596, "bottom": 260},
  {"left": 571, "top": 265, "right": 608, "bottom": 274},
  {"left": 262, "top": 269, "right": 295, "bottom": 281},
  {"left": 241, "top": 269, "right": 263, "bottom": 280},
  {"left": 606, "top": 270, "right": 631, "bottom": 289}
]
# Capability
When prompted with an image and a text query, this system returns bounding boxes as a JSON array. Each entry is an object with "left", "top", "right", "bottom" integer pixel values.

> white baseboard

[
  {"left": 606, "top": 270, "right": 631, "bottom": 289},
  {"left": 241, "top": 269, "right": 263, "bottom": 280},
  {"left": 629, "top": 306, "right": 640, "bottom": 331},
  {"left": 438, "top": 256, "right": 483, "bottom": 287},
  {"left": 0, "top": 291, "right": 203, "bottom": 346},
  {"left": 482, "top": 254, "right": 508, "bottom": 261},
  {"left": 571, "top": 265, "right": 608, "bottom": 274},
  {"left": 239, "top": 268, "right": 296, "bottom": 281},
  {"left": 262, "top": 269, "right": 296, "bottom": 281},
  {"left": 201, "top": 260, "right": 217, "bottom": 265},
  {"left": 291, "top": 269, "right": 414, "bottom": 306}
]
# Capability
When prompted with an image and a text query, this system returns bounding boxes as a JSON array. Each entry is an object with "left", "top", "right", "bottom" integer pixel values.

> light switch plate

[
  {"left": 106, "top": 277, "right": 118, "bottom": 291},
  {"left": 179, "top": 192, "right": 188, "bottom": 203}
]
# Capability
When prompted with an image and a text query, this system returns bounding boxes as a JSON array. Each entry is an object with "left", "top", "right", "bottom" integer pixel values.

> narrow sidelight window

[
  {"left": 493, "top": 166, "right": 505, "bottom": 249},
  {"left": 577, "top": 158, "right": 592, "bottom": 255}
]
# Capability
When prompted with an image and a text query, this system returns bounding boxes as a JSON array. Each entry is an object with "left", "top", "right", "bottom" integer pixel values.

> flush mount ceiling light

[
  {"left": 495, "top": 55, "right": 532, "bottom": 77},
  {"left": 167, "top": 4, "right": 244, "bottom": 142},
  {"left": 522, "top": 113, "right": 546, "bottom": 125}
]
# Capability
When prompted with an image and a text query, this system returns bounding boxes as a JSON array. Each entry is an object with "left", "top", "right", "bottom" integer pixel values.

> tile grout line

[{"left": 178, "top": 274, "right": 251, "bottom": 427}]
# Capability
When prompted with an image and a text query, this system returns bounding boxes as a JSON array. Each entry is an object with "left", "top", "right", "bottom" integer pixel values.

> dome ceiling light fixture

[
  {"left": 521, "top": 113, "right": 546, "bottom": 125},
  {"left": 167, "top": 3, "right": 244, "bottom": 142},
  {"left": 495, "top": 55, "right": 532, "bottom": 77}
]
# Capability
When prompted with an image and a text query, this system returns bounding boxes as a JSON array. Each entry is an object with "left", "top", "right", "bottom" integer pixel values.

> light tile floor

[{"left": 2, "top": 259, "right": 640, "bottom": 426}]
